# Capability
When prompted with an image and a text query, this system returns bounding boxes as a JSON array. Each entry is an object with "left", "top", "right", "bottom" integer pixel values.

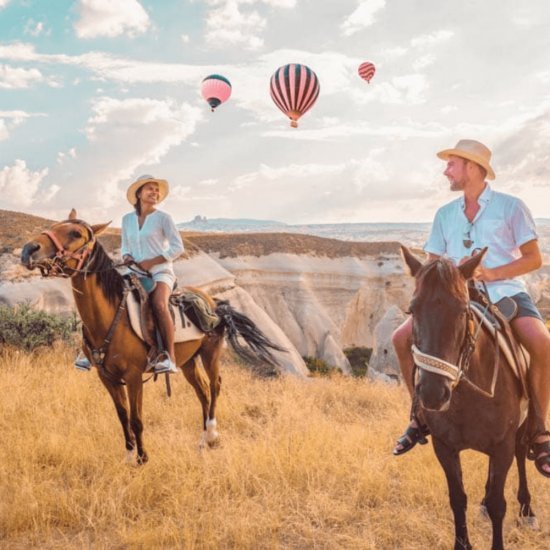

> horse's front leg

[
  {"left": 432, "top": 437, "right": 471, "bottom": 550},
  {"left": 515, "top": 422, "right": 538, "bottom": 529},
  {"left": 484, "top": 440, "right": 515, "bottom": 550},
  {"left": 126, "top": 375, "right": 148, "bottom": 464},
  {"left": 98, "top": 374, "right": 135, "bottom": 461}
]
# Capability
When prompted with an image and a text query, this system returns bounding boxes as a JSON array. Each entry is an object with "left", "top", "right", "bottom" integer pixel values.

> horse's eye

[{"left": 70, "top": 230, "right": 83, "bottom": 239}]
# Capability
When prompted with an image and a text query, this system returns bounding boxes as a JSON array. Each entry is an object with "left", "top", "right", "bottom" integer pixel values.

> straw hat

[
  {"left": 127, "top": 175, "right": 169, "bottom": 205},
  {"left": 437, "top": 139, "right": 495, "bottom": 180}
]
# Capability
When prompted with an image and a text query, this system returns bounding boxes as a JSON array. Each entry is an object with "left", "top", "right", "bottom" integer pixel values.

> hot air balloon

[
  {"left": 269, "top": 63, "right": 320, "bottom": 128},
  {"left": 201, "top": 74, "right": 232, "bottom": 112},
  {"left": 358, "top": 61, "right": 376, "bottom": 84}
]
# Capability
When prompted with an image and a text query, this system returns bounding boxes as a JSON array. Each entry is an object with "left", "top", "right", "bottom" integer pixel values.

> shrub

[
  {"left": 344, "top": 346, "right": 372, "bottom": 378},
  {"left": 303, "top": 356, "right": 341, "bottom": 377},
  {"left": 0, "top": 303, "right": 78, "bottom": 352}
]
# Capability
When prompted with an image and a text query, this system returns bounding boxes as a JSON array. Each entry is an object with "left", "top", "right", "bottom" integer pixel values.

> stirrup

[{"left": 393, "top": 424, "right": 430, "bottom": 456}]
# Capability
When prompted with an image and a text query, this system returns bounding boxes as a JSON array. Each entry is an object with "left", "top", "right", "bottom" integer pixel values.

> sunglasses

[{"left": 463, "top": 222, "right": 473, "bottom": 248}]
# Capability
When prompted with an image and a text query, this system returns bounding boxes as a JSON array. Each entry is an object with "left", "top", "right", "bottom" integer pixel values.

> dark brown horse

[
  {"left": 401, "top": 246, "right": 536, "bottom": 550},
  {"left": 21, "top": 211, "right": 284, "bottom": 464}
]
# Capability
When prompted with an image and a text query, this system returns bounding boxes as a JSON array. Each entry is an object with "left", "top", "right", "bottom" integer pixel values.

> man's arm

[{"left": 474, "top": 239, "right": 542, "bottom": 282}]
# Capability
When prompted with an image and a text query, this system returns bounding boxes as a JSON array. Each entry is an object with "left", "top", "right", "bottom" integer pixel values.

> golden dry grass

[{"left": 1, "top": 344, "right": 549, "bottom": 549}]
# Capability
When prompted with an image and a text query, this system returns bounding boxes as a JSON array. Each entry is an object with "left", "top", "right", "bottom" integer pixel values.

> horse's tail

[{"left": 215, "top": 300, "right": 286, "bottom": 374}]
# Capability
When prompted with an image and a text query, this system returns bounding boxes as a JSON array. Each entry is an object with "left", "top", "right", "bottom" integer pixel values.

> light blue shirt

[{"left": 424, "top": 184, "right": 538, "bottom": 303}]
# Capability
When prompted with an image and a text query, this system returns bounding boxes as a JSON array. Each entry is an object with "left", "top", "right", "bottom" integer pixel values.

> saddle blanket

[{"left": 126, "top": 291, "right": 204, "bottom": 343}]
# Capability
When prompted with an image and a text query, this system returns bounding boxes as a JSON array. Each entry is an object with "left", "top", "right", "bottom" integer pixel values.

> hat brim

[
  {"left": 437, "top": 149, "right": 495, "bottom": 180},
  {"left": 127, "top": 178, "right": 169, "bottom": 205}
]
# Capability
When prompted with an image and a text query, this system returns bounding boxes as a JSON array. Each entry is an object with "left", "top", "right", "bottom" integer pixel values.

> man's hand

[{"left": 473, "top": 264, "right": 497, "bottom": 282}]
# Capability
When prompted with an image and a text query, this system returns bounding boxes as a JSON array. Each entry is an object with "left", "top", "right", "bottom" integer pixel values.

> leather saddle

[
  {"left": 468, "top": 285, "right": 529, "bottom": 399},
  {"left": 125, "top": 274, "right": 206, "bottom": 346}
]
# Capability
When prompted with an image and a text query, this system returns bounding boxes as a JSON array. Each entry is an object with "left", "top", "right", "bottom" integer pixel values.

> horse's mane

[
  {"left": 88, "top": 242, "right": 124, "bottom": 304},
  {"left": 416, "top": 258, "right": 466, "bottom": 302}
]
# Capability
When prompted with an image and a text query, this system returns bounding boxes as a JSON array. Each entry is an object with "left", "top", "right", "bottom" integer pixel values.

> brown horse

[
  {"left": 401, "top": 246, "right": 536, "bottom": 550},
  {"left": 21, "top": 210, "right": 284, "bottom": 464}
]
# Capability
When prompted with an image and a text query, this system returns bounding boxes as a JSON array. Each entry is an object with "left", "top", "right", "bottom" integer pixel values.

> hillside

[{"left": 0, "top": 209, "right": 402, "bottom": 258}]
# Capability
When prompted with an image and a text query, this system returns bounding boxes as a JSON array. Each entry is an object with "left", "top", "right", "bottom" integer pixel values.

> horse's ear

[
  {"left": 68, "top": 209, "right": 77, "bottom": 220},
  {"left": 91, "top": 221, "right": 111, "bottom": 236},
  {"left": 401, "top": 245, "right": 423, "bottom": 277},
  {"left": 458, "top": 247, "right": 488, "bottom": 280}
]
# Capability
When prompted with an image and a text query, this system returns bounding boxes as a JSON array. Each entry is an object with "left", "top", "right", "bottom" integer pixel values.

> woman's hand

[
  {"left": 122, "top": 254, "right": 135, "bottom": 266},
  {"left": 137, "top": 258, "right": 157, "bottom": 272}
]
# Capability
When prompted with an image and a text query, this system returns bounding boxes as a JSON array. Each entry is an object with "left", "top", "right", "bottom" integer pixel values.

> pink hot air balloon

[
  {"left": 269, "top": 63, "right": 320, "bottom": 128},
  {"left": 358, "top": 61, "right": 376, "bottom": 84},
  {"left": 201, "top": 74, "right": 232, "bottom": 112}
]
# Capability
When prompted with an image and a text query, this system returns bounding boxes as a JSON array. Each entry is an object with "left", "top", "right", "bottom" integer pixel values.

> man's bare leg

[{"left": 512, "top": 316, "right": 550, "bottom": 476}]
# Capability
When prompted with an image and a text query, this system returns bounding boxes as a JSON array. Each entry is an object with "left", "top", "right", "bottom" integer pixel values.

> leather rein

[
  {"left": 412, "top": 299, "right": 502, "bottom": 399},
  {"left": 39, "top": 220, "right": 156, "bottom": 387}
]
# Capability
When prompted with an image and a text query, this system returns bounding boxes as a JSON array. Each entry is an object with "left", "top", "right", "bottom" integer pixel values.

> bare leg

[
  {"left": 511, "top": 316, "right": 550, "bottom": 476},
  {"left": 392, "top": 316, "right": 428, "bottom": 454},
  {"left": 151, "top": 282, "right": 176, "bottom": 363}
]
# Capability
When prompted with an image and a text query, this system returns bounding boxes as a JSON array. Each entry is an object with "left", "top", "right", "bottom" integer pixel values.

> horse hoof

[
  {"left": 207, "top": 436, "right": 221, "bottom": 449},
  {"left": 125, "top": 450, "right": 136, "bottom": 464},
  {"left": 517, "top": 515, "right": 540, "bottom": 531},
  {"left": 136, "top": 453, "right": 149, "bottom": 466},
  {"left": 479, "top": 504, "right": 489, "bottom": 520}
]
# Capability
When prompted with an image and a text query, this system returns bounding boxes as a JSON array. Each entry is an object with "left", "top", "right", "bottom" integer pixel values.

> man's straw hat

[
  {"left": 437, "top": 139, "right": 495, "bottom": 180},
  {"left": 127, "top": 175, "right": 169, "bottom": 205}
]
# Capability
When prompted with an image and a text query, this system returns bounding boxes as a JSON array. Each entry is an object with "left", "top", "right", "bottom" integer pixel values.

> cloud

[
  {"left": 204, "top": 0, "right": 267, "bottom": 51},
  {"left": 74, "top": 0, "right": 150, "bottom": 38},
  {"left": 341, "top": 0, "right": 386, "bottom": 37},
  {"left": 203, "top": 0, "right": 295, "bottom": 51},
  {"left": 0, "top": 160, "right": 50, "bottom": 208},
  {"left": 0, "top": 0, "right": 10, "bottom": 9},
  {"left": 0, "top": 110, "right": 39, "bottom": 140},
  {"left": 24, "top": 20, "right": 47, "bottom": 37},
  {"left": 410, "top": 30, "right": 454, "bottom": 48},
  {"left": 40, "top": 96, "right": 203, "bottom": 220},
  {"left": 0, "top": 64, "right": 44, "bottom": 89}
]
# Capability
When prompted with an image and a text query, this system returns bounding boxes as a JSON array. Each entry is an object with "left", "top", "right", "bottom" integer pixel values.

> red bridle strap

[{"left": 41, "top": 225, "right": 96, "bottom": 275}]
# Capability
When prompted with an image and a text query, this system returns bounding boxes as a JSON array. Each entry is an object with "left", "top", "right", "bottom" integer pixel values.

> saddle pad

[
  {"left": 127, "top": 291, "right": 204, "bottom": 343},
  {"left": 470, "top": 302, "right": 529, "bottom": 384}
]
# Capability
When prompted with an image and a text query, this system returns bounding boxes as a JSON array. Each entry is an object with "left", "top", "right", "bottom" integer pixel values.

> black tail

[{"left": 215, "top": 300, "right": 287, "bottom": 374}]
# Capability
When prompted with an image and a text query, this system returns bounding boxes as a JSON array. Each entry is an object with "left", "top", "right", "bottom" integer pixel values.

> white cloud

[
  {"left": 43, "top": 97, "right": 203, "bottom": 220},
  {"left": 341, "top": 0, "right": 385, "bottom": 37},
  {"left": 74, "top": 0, "right": 150, "bottom": 38},
  {"left": 0, "top": 110, "right": 38, "bottom": 140},
  {"left": 0, "top": 119, "right": 7, "bottom": 140},
  {"left": 0, "top": 160, "right": 50, "bottom": 208},
  {"left": 204, "top": 0, "right": 266, "bottom": 50},
  {"left": 0, "top": 64, "right": 44, "bottom": 88},
  {"left": 0, "top": 0, "right": 10, "bottom": 9},
  {"left": 24, "top": 20, "right": 47, "bottom": 37},
  {"left": 181, "top": 33, "right": 190, "bottom": 44},
  {"left": 410, "top": 30, "right": 454, "bottom": 48}
]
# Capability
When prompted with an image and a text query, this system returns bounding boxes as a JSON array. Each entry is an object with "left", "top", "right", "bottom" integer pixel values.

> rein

[{"left": 412, "top": 298, "right": 502, "bottom": 398}]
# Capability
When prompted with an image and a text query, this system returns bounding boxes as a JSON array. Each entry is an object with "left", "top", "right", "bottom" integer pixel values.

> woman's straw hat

[
  {"left": 127, "top": 175, "right": 169, "bottom": 205},
  {"left": 437, "top": 139, "right": 495, "bottom": 180}
]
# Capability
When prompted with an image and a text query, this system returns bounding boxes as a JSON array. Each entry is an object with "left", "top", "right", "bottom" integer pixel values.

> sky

[{"left": 1, "top": 0, "right": 550, "bottom": 227}]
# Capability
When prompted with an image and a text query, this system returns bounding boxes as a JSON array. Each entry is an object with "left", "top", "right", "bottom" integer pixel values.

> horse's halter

[
  {"left": 411, "top": 303, "right": 481, "bottom": 390},
  {"left": 39, "top": 220, "right": 96, "bottom": 278}
]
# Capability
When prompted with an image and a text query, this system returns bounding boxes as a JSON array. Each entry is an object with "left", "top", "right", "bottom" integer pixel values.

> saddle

[
  {"left": 125, "top": 274, "right": 216, "bottom": 347},
  {"left": 468, "top": 284, "right": 529, "bottom": 399}
]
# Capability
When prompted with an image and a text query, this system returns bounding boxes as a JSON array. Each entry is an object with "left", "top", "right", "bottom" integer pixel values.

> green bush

[
  {"left": 303, "top": 356, "right": 341, "bottom": 377},
  {"left": 0, "top": 303, "right": 78, "bottom": 352},
  {"left": 344, "top": 346, "right": 372, "bottom": 378}
]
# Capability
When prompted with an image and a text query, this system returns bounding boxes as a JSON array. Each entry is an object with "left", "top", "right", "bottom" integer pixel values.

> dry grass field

[{"left": 1, "top": 344, "right": 549, "bottom": 549}]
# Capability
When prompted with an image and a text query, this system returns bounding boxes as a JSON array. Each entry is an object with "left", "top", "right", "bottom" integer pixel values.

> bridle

[
  {"left": 39, "top": 219, "right": 97, "bottom": 278},
  {"left": 411, "top": 298, "right": 501, "bottom": 398}
]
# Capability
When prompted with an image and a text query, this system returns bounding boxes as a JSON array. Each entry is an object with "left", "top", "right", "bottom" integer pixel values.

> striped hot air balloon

[
  {"left": 358, "top": 61, "right": 376, "bottom": 84},
  {"left": 201, "top": 74, "right": 232, "bottom": 112},
  {"left": 269, "top": 63, "right": 320, "bottom": 128}
]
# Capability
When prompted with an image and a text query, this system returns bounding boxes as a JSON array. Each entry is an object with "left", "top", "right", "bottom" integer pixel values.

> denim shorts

[{"left": 511, "top": 292, "right": 543, "bottom": 321}]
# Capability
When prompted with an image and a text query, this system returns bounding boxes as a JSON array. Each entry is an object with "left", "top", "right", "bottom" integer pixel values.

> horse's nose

[
  {"left": 418, "top": 381, "right": 452, "bottom": 411},
  {"left": 21, "top": 242, "right": 40, "bottom": 268}
]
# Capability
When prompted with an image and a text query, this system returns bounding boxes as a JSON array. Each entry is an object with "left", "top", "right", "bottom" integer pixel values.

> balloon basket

[{"left": 290, "top": 121, "right": 298, "bottom": 128}]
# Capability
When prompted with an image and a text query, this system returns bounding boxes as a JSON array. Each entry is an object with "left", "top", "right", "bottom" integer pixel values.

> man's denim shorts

[{"left": 511, "top": 292, "right": 543, "bottom": 322}]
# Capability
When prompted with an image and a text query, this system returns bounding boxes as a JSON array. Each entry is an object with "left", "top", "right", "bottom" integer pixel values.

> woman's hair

[{"left": 134, "top": 184, "right": 145, "bottom": 216}]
